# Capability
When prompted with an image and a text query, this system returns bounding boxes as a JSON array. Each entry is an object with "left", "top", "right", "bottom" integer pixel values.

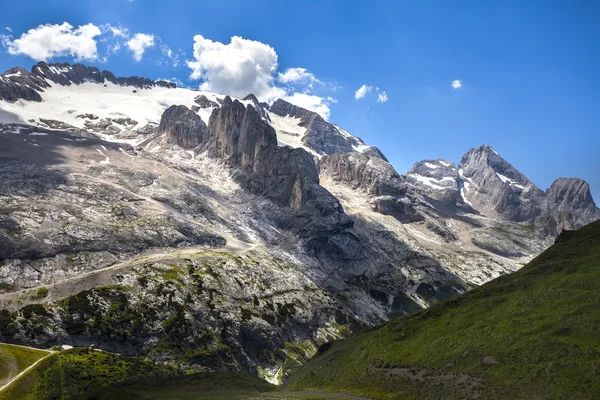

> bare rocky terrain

[{"left": 0, "top": 62, "right": 598, "bottom": 384}]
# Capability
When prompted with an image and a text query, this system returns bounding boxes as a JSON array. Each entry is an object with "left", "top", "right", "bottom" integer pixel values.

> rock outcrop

[
  {"left": 458, "top": 145, "right": 545, "bottom": 222},
  {"left": 270, "top": 99, "right": 365, "bottom": 155},
  {"left": 539, "top": 178, "right": 600, "bottom": 234},
  {"left": 159, "top": 105, "right": 207, "bottom": 148},
  {"left": 406, "top": 159, "right": 460, "bottom": 209},
  {"left": 199, "top": 97, "right": 362, "bottom": 260}
]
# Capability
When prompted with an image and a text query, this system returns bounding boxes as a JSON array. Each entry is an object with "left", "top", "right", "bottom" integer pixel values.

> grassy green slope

[
  {"left": 285, "top": 221, "right": 600, "bottom": 399},
  {"left": 0, "top": 347, "right": 181, "bottom": 400},
  {"left": 0, "top": 343, "right": 50, "bottom": 387}
]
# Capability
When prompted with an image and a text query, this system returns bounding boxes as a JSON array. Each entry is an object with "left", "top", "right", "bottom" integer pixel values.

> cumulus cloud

[
  {"left": 452, "top": 79, "right": 462, "bottom": 89},
  {"left": 187, "top": 35, "right": 280, "bottom": 99},
  {"left": 1, "top": 22, "right": 102, "bottom": 61},
  {"left": 355, "top": 84, "right": 372, "bottom": 99},
  {"left": 277, "top": 67, "right": 320, "bottom": 85},
  {"left": 127, "top": 33, "right": 155, "bottom": 61},
  {"left": 377, "top": 91, "right": 388, "bottom": 103},
  {"left": 186, "top": 35, "right": 334, "bottom": 118},
  {"left": 283, "top": 93, "right": 332, "bottom": 120}
]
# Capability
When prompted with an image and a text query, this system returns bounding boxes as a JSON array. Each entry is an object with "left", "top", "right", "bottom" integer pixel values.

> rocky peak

[
  {"left": 458, "top": 145, "right": 544, "bottom": 222},
  {"left": 406, "top": 159, "right": 459, "bottom": 207},
  {"left": 538, "top": 178, "right": 600, "bottom": 234},
  {"left": 191, "top": 97, "right": 363, "bottom": 261},
  {"left": 0, "top": 66, "right": 49, "bottom": 102},
  {"left": 242, "top": 94, "right": 270, "bottom": 122},
  {"left": 270, "top": 98, "right": 365, "bottom": 155},
  {"left": 158, "top": 105, "right": 207, "bottom": 148},
  {"left": 194, "top": 95, "right": 220, "bottom": 109}
]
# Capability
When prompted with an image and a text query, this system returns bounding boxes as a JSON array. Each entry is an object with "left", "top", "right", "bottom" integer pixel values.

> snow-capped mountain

[{"left": 0, "top": 62, "right": 598, "bottom": 383}]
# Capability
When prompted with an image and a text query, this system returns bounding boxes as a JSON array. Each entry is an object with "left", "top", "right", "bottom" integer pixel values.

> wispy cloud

[
  {"left": 452, "top": 79, "right": 462, "bottom": 89},
  {"left": 355, "top": 84, "right": 372, "bottom": 99},
  {"left": 377, "top": 91, "right": 388, "bottom": 103}
]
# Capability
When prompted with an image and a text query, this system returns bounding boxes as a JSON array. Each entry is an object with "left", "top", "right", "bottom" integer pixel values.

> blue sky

[{"left": 1, "top": 0, "right": 599, "bottom": 200}]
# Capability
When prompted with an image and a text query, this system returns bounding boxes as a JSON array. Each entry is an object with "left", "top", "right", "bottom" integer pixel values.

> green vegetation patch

[
  {"left": 285, "top": 221, "right": 600, "bottom": 400},
  {"left": 0, "top": 343, "right": 50, "bottom": 388},
  {"left": 0, "top": 347, "right": 180, "bottom": 400}
]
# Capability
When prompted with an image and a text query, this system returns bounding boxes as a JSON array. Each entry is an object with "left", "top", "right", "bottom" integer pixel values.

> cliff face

[
  {"left": 160, "top": 97, "right": 363, "bottom": 262},
  {"left": 539, "top": 178, "right": 600, "bottom": 234}
]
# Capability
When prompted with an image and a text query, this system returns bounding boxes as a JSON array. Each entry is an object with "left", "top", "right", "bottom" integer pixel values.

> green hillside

[
  {"left": 285, "top": 220, "right": 600, "bottom": 399},
  {"left": 0, "top": 343, "right": 51, "bottom": 389}
]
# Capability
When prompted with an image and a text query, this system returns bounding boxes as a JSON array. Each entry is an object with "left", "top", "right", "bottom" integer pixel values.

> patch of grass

[
  {"left": 0, "top": 347, "right": 180, "bottom": 400},
  {"left": 285, "top": 221, "right": 600, "bottom": 400},
  {"left": 0, "top": 343, "right": 50, "bottom": 388},
  {"left": 35, "top": 288, "right": 49, "bottom": 298},
  {"left": 77, "top": 372, "right": 276, "bottom": 400}
]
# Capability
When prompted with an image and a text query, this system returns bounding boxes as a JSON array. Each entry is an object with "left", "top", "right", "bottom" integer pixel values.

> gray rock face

[
  {"left": 458, "top": 145, "right": 545, "bottom": 222},
  {"left": 0, "top": 62, "right": 177, "bottom": 104},
  {"left": 320, "top": 151, "right": 428, "bottom": 224},
  {"left": 200, "top": 97, "right": 361, "bottom": 260},
  {"left": 194, "top": 95, "right": 220, "bottom": 109},
  {"left": 0, "top": 67, "right": 49, "bottom": 102},
  {"left": 406, "top": 159, "right": 460, "bottom": 209},
  {"left": 159, "top": 105, "right": 207, "bottom": 148},
  {"left": 243, "top": 94, "right": 270, "bottom": 122},
  {"left": 270, "top": 99, "right": 364, "bottom": 155},
  {"left": 539, "top": 178, "right": 600, "bottom": 234}
]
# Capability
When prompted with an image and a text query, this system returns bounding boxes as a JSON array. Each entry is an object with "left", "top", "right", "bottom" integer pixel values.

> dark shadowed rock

[
  {"left": 194, "top": 94, "right": 220, "bottom": 109},
  {"left": 0, "top": 67, "right": 48, "bottom": 102},
  {"left": 159, "top": 105, "right": 207, "bottom": 148}
]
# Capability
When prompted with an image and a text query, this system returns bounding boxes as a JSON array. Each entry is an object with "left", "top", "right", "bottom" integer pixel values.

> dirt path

[{"left": 0, "top": 344, "right": 55, "bottom": 394}]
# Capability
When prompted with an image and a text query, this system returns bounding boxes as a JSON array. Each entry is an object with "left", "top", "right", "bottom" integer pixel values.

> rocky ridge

[{"left": 0, "top": 61, "right": 599, "bottom": 384}]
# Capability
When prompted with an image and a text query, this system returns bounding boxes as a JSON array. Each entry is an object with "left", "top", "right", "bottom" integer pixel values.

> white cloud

[
  {"left": 187, "top": 35, "right": 280, "bottom": 100},
  {"left": 127, "top": 33, "right": 155, "bottom": 61},
  {"left": 186, "top": 35, "right": 335, "bottom": 119},
  {"left": 1, "top": 22, "right": 102, "bottom": 61},
  {"left": 452, "top": 79, "right": 462, "bottom": 89},
  {"left": 277, "top": 67, "right": 320, "bottom": 85},
  {"left": 377, "top": 91, "right": 388, "bottom": 103},
  {"left": 5, "top": 27, "right": 12, "bottom": 33},
  {"left": 355, "top": 84, "right": 372, "bottom": 99},
  {"left": 283, "top": 92, "right": 332, "bottom": 120},
  {"left": 104, "top": 25, "right": 128, "bottom": 38}
]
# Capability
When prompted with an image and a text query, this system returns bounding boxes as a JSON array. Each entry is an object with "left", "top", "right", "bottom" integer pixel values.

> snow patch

[
  {"left": 119, "top": 147, "right": 135, "bottom": 158},
  {"left": 409, "top": 174, "right": 454, "bottom": 190},
  {"left": 424, "top": 162, "right": 439, "bottom": 169},
  {"left": 496, "top": 172, "right": 525, "bottom": 189},
  {"left": 268, "top": 112, "right": 322, "bottom": 157},
  {"left": 96, "top": 148, "right": 110, "bottom": 164},
  {"left": 439, "top": 160, "right": 452, "bottom": 167}
]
